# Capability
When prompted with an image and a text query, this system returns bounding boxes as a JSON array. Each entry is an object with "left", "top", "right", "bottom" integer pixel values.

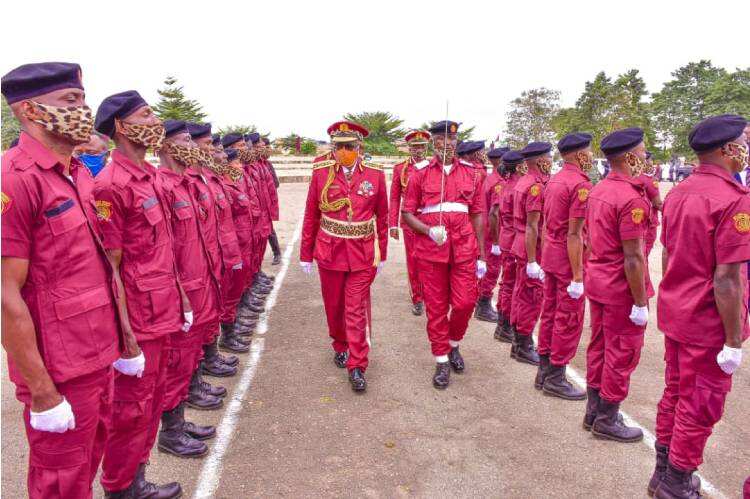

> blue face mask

[{"left": 78, "top": 152, "right": 108, "bottom": 177}]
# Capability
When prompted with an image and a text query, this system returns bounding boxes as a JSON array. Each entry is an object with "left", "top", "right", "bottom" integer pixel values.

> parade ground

[{"left": 2, "top": 180, "right": 749, "bottom": 499}]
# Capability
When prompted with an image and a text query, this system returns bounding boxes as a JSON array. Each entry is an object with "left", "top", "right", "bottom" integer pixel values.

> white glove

[
  {"left": 30, "top": 397, "right": 76, "bottom": 433},
  {"left": 428, "top": 226, "right": 448, "bottom": 245},
  {"left": 490, "top": 245, "right": 501, "bottom": 256},
  {"left": 526, "top": 261, "right": 543, "bottom": 280},
  {"left": 629, "top": 304, "right": 649, "bottom": 326},
  {"left": 113, "top": 351, "right": 146, "bottom": 378},
  {"left": 376, "top": 262, "right": 385, "bottom": 275},
  {"left": 300, "top": 261, "right": 314, "bottom": 275},
  {"left": 231, "top": 262, "right": 243, "bottom": 270},
  {"left": 716, "top": 345, "right": 743, "bottom": 374},
  {"left": 181, "top": 310, "right": 194, "bottom": 332},
  {"left": 476, "top": 260, "right": 487, "bottom": 279},
  {"left": 567, "top": 281, "right": 584, "bottom": 299}
]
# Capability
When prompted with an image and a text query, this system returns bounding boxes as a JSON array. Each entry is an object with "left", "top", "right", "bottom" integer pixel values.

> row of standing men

[
  {"left": 300, "top": 117, "right": 750, "bottom": 499},
  {"left": 1, "top": 62, "right": 282, "bottom": 498}
]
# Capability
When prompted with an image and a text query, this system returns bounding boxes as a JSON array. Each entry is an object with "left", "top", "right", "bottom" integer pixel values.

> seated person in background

[{"left": 74, "top": 131, "right": 110, "bottom": 177}]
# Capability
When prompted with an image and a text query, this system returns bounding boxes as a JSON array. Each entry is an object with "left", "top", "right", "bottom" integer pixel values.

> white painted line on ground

[{"left": 194, "top": 218, "right": 303, "bottom": 499}]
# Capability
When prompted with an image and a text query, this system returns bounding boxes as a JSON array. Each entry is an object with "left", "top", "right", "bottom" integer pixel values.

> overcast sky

[{"left": 2, "top": 0, "right": 748, "bottom": 142}]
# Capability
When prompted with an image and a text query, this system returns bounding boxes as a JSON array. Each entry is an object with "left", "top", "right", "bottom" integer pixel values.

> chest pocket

[
  {"left": 141, "top": 197, "right": 166, "bottom": 245},
  {"left": 46, "top": 198, "right": 90, "bottom": 266},
  {"left": 46, "top": 199, "right": 85, "bottom": 235},
  {"left": 172, "top": 200, "right": 195, "bottom": 242},
  {"left": 215, "top": 195, "right": 231, "bottom": 220},
  {"left": 422, "top": 182, "right": 442, "bottom": 205}
]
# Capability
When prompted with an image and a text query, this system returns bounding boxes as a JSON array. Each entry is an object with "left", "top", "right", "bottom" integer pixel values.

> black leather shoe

[
  {"left": 218, "top": 352, "right": 239, "bottom": 367},
  {"left": 253, "top": 285, "right": 272, "bottom": 296},
  {"left": 219, "top": 334, "right": 250, "bottom": 353},
  {"left": 158, "top": 405, "right": 208, "bottom": 458},
  {"left": 349, "top": 368, "right": 367, "bottom": 392},
  {"left": 494, "top": 319, "right": 514, "bottom": 343},
  {"left": 131, "top": 463, "right": 182, "bottom": 499},
  {"left": 187, "top": 378, "right": 223, "bottom": 411},
  {"left": 474, "top": 296, "right": 499, "bottom": 322},
  {"left": 591, "top": 399, "right": 643, "bottom": 443},
  {"left": 104, "top": 485, "right": 135, "bottom": 498},
  {"left": 258, "top": 271, "right": 275, "bottom": 281},
  {"left": 202, "top": 344, "right": 237, "bottom": 377},
  {"left": 448, "top": 347, "right": 465, "bottom": 373},
  {"left": 583, "top": 387, "right": 600, "bottom": 430},
  {"left": 654, "top": 462, "right": 702, "bottom": 499},
  {"left": 543, "top": 364, "right": 586, "bottom": 400},
  {"left": 411, "top": 301, "right": 424, "bottom": 316},
  {"left": 511, "top": 332, "right": 540, "bottom": 366},
  {"left": 534, "top": 354, "right": 550, "bottom": 390},
  {"left": 191, "top": 369, "right": 227, "bottom": 399},
  {"left": 334, "top": 351, "right": 349, "bottom": 368},
  {"left": 183, "top": 420, "right": 216, "bottom": 441},
  {"left": 432, "top": 362, "right": 451, "bottom": 389}
]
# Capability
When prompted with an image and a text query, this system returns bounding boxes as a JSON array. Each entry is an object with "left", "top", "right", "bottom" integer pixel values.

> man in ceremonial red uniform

[
  {"left": 389, "top": 129, "right": 431, "bottom": 315},
  {"left": 299, "top": 121, "right": 388, "bottom": 392},
  {"left": 402, "top": 121, "right": 487, "bottom": 389}
]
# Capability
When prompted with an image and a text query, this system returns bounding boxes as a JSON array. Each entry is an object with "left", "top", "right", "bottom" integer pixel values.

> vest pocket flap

[
  {"left": 143, "top": 204, "right": 163, "bottom": 226},
  {"left": 174, "top": 205, "right": 193, "bottom": 220},
  {"left": 695, "top": 373, "right": 731, "bottom": 393},
  {"left": 54, "top": 285, "right": 110, "bottom": 320},
  {"left": 181, "top": 277, "right": 204, "bottom": 292},
  {"left": 48, "top": 205, "right": 86, "bottom": 236},
  {"left": 135, "top": 274, "right": 175, "bottom": 292},
  {"left": 219, "top": 230, "right": 237, "bottom": 244}
]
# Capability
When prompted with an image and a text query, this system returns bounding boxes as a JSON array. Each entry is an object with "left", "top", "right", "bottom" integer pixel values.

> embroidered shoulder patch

[
  {"left": 96, "top": 200, "right": 112, "bottom": 221},
  {"left": 631, "top": 207, "right": 645, "bottom": 224},
  {"left": 494, "top": 184, "right": 503, "bottom": 194},
  {"left": 529, "top": 184, "right": 540, "bottom": 196},
  {"left": 577, "top": 188, "right": 589, "bottom": 202},
  {"left": 732, "top": 213, "right": 750, "bottom": 233},
  {"left": 1, "top": 192, "right": 11, "bottom": 214},
  {"left": 653, "top": 180, "right": 659, "bottom": 188}
]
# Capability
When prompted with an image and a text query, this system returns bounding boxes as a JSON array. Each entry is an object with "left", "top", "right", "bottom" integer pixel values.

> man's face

[
  {"left": 408, "top": 143, "right": 427, "bottom": 158},
  {"left": 211, "top": 144, "right": 225, "bottom": 161},
  {"left": 121, "top": 105, "right": 161, "bottom": 127},
  {"left": 74, "top": 134, "right": 109, "bottom": 156},
  {"left": 432, "top": 133, "right": 457, "bottom": 160},
  {"left": 169, "top": 132, "right": 195, "bottom": 148},
  {"left": 194, "top": 136, "right": 213, "bottom": 152},
  {"left": 232, "top": 140, "right": 248, "bottom": 151},
  {"left": 489, "top": 158, "right": 501, "bottom": 170},
  {"left": 23, "top": 87, "right": 87, "bottom": 110}
]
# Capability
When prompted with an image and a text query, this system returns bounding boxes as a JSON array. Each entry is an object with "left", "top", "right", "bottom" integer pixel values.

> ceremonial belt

[
  {"left": 421, "top": 202, "right": 469, "bottom": 214},
  {"left": 320, "top": 214, "right": 375, "bottom": 239}
]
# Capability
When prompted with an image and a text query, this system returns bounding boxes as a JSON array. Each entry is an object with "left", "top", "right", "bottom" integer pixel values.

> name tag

[
  {"left": 142, "top": 196, "right": 158, "bottom": 209},
  {"left": 45, "top": 199, "right": 74, "bottom": 217},
  {"left": 173, "top": 200, "right": 189, "bottom": 209}
]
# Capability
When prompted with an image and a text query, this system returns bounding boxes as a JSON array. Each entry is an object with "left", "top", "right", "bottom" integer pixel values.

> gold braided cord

[
  {"left": 319, "top": 163, "right": 353, "bottom": 218},
  {"left": 400, "top": 158, "right": 410, "bottom": 188}
]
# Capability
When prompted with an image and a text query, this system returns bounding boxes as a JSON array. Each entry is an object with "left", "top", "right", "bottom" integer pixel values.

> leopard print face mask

[
  {"left": 29, "top": 101, "right": 94, "bottom": 143},
  {"left": 237, "top": 148, "right": 254, "bottom": 163},
  {"left": 164, "top": 142, "right": 195, "bottom": 166},
  {"left": 195, "top": 147, "right": 214, "bottom": 168},
  {"left": 120, "top": 121, "right": 165, "bottom": 150}
]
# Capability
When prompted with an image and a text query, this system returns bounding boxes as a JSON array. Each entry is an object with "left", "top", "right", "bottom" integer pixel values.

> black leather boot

[
  {"left": 592, "top": 398, "right": 643, "bottom": 443},
  {"left": 131, "top": 463, "right": 182, "bottom": 499},
  {"left": 432, "top": 362, "right": 451, "bottom": 389},
  {"left": 511, "top": 332, "right": 540, "bottom": 366},
  {"left": 252, "top": 284, "right": 272, "bottom": 296},
  {"left": 269, "top": 231, "right": 282, "bottom": 265},
  {"left": 192, "top": 368, "right": 226, "bottom": 398},
  {"left": 259, "top": 270, "right": 274, "bottom": 281},
  {"left": 202, "top": 343, "right": 237, "bottom": 378},
  {"left": 187, "top": 372, "right": 223, "bottom": 410},
  {"left": 219, "top": 330, "right": 250, "bottom": 353},
  {"left": 183, "top": 419, "right": 216, "bottom": 441},
  {"left": 333, "top": 351, "right": 348, "bottom": 368},
  {"left": 654, "top": 462, "right": 702, "bottom": 499},
  {"left": 448, "top": 347, "right": 465, "bottom": 373},
  {"left": 474, "top": 296, "right": 499, "bottom": 322},
  {"left": 494, "top": 318, "right": 514, "bottom": 343},
  {"left": 349, "top": 368, "right": 367, "bottom": 392},
  {"left": 534, "top": 354, "right": 550, "bottom": 390},
  {"left": 104, "top": 484, "right": 135, "bottom": 498},
  {"left": 648, "top": 442, "right": 701, "bottom": 497},
  {"left": 543, "top": 364, "right": 586, "bottom": 400},
  {"left": 583, "top": 387, "right": 600, "bottom": 430},
  {"left": 158, "top": 405, "right": 208, "bottom": 458},
  {"left": 411, "top": 301, "right": 424, "bottom": 316}
]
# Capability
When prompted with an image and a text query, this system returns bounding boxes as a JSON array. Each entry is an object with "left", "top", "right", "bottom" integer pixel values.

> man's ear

[
  {"left": 19, "top": 100, "right": 42, "bottom": 121},
  {"left": 114, "top": 118, "right": 126, "bottom": 136}
]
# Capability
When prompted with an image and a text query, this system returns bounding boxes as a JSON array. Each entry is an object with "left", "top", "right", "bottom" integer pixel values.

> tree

[
  {"left": 343, "top": 111, "right": 405, "bottom": 156},
  {"left": 504, "top": 88, "right": 560, "bottom": 149},
  {"left": 217, "top": 124, "right": 257, "bottom": 136},
  {"left": 300, "top": 140, "right": 317, "bottom": 155},
  {"left": 153, "top": 76, "right": 207, "bottom": 122},
  {"left": 703, "top": 67, "right": 750, "bottom": 118},
  {"left": 2, "top": 97, "right": 21, "bottom": 150}
]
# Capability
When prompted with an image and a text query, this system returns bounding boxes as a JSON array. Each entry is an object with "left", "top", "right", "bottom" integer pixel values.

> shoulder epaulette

[
  {"left": 363, "top": 161, "right": 384, "bottom": 171},
  {"left": 312, "top": 159, "right": 335, "bottom": 171},
  {"left": 459, "top": 159, "right": 473, "bottom": 167}
]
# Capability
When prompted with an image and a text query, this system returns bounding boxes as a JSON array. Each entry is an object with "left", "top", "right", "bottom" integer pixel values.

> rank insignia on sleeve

[
  {"left": 95, "top": 200, "right": 112, "bottom": 221},
  {"left": 577, "top": 188, "right": 589, "bottom": 202},
  {"left": 631, "top": 208, "right": 645, "bottom": 224},
  {"left": 494, "top": 184, "right": 503, "bottom": 194},
  {"left": 732, "top": 213, "right": 750, "bottom": 233},
  {"left": 1, "top": 192, "right": 11, "bottom": 214},
  {"left": 529, "top": 184, "right": 540, "bottom": 196}
]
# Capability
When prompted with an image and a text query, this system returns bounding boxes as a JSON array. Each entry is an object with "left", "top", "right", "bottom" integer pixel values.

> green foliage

[
  {"left": 343, "top": 111, "right": 408, "bottom": 155},
  {"left": 300, "top": 140, "right": 317, "bottom": 155},
  {"left": 153, "top": 76, "right": 207, "bottom": 122},
  {"left": 2, "top": 97, "right": 21, "bottom": 150},
  {"left": 218, "top": 124, "right": 257, "bottom": 136},
  {"left": 504, "top": 88, "right": 560, "bottom": 149},
  {"left": 703, "top": 68, "right": 750, "bottom": 118}
]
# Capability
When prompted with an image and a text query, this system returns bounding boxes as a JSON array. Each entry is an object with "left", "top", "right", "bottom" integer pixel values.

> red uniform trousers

[
  {"left": 478, "top": 244, "right": 502, "bottom": 300},
  {"left": 101, "top": 336, "right": 170, "bottom": 493},
  {"left": 220, "top": 265, "right": 250, "bottom": 324},
  {"left": 163, "top": 325, "right": 210, "bottom": 412},
  {"left": 510, "top": 259, "right": 543, "bottom": 335},
  {"left": 418, "top": 258, "right": 478, "bottom": 356},
  {"left": 318, "top": 266, "right": 376, "bottom": 371},
  {"left": 537, "top": 272, "right": 585, "bottom": 365},
  {"left": 585, "top": 300, "right": 645, "bottom": 402},
  {"left": 19, "top": 368, "right": 113, "bottom": 499},
  {"left": 498, "top": 253, "right": 516, "bottom": 318},
  {"left": 655, "top": 336, "right": 732, "bottom": 471},
  {"left": 402, "top": 227, "right": 423, "bottom": 304}
]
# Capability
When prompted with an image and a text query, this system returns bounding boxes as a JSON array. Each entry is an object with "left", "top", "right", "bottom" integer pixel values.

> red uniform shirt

[
  {"left": 636, "top": 172, "right": 660, "bottom": 237},
  {"left": 184, "top": 168, "right": 223, "bottom": 280},
  {"left": 244, "top": 162, "right": 272, "bottom": 237},
  {"left": 658, "top": 163, "right": 750, "bottom": 347},
  {"left": 259, "top": 159, "right": 280, "bottom": 221},
  {"left": 511, "top": 170, "right": 548, "bottom": 261},
  {"left": 402, "top": 157, "right": 485, "bottom": 264},
  {"left": 300, "top": 158, "right": 388, "bottom": 271},
  {"left": 541, "top": 163, "right": 592, "bottom": 278},
  {"left": 159, "top": 169, "right": 220, "bottom": 327},
  {"left": 483, "top": 171, "right": 504, "bottom": 233},
  {"left": 498, "top": 173, "right": 520, "bottom": 252},
  {"left": 389, "top": 157, "right": 427, "bottom": 228},
  {"left": 222, "top": 175, "right": 254, "bottom": 254},
  {"left": 1, "top": 133, "right": 120, "bottom": 385},
  {"left": 206, "top": 170, "right": 242, "bottom": 272},
  {"left": 94, "top": 150, "right": 182, "bottom": 341},
  {"left": 584, "top": 171, "right": 652, "bottom": 305}
]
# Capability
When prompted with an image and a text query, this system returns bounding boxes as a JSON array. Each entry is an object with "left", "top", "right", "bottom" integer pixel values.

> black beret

[
  {"left": 689, "top": 114, "right": 748, "bottom": 153},
  {"left": 261, "top": 137, "right": 270, "bottom": 145},
  {"left": 187, "top": 122, "right": 212, "bottom": 140},
  {"left": 557, "top": 132, "right": 592, "bottom": 154},
  {"left": 488, "top": 146, "right": 510, "bottom": 159},
  {"left": 645, "top": 151, "right": 653, "bottom": 159},
  {"left": 248, "top": 132, "right": 261, "bottom": 144},
  {"left": 460, "top": 141, "right": 484, "bottom": 155},
  {"left": 94, "top": 90, "right": 148, "bottom": 137},
  {"left": 521, "top": 141, "right": 552, "bottom": 159},
  {"left": 222, "top": 133, "right": 243, "bottom": 148},
  {"left": 164, "top": 119, "right": 188, "bottom": 139},
  {"left": 1, "top": 62, "right": 84, "bottom": 104},
  {"left": 600, "top": 127, "right": 644, "bottom": 156},
  {"left": 502, "top": 151, "right": 524, "bottom": 164},
  {"left": 225, "top": 148, "right": 239, "bottom": 161},
  {"left": 211, "top": 134, "right": 222, "bottom": 146},
  {"left": 428, "top": 120, "right": 460, "bottom": 134}
]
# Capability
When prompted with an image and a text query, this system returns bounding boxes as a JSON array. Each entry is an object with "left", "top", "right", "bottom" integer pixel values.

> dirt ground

[{"left": 2, "top": 181, "right": 748, "bottom": 499}]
